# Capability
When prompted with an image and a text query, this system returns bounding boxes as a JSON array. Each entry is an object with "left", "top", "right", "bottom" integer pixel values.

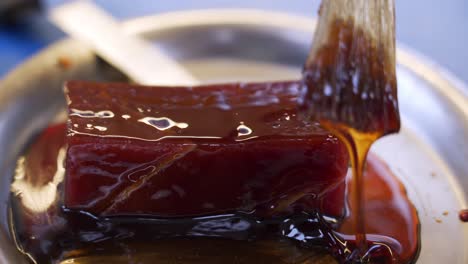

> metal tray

[{"left": 0, "top": 9, "right": 467, "bottom": 264}]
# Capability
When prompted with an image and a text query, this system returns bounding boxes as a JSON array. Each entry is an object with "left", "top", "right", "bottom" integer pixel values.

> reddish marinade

[{"left": 10, "top": 122, "right": 419, "bottom": 263}]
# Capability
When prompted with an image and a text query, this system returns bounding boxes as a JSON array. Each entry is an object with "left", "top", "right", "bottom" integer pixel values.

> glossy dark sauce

[
  {"left": 65, "top": 81, "right": 314, "bottom": 141},
  {"left": 10, "top": 124, "right": 419, "bottom": 263}
]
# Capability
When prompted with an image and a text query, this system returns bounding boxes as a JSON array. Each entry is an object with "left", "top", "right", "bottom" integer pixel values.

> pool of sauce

[{"left": 9, "top": 124, "right": 419, "bottom": 263}]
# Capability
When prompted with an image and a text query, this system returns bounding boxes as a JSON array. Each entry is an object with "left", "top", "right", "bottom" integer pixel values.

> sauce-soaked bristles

[{"left": 301, "top": 0, "right": 400, "bottom": 261}]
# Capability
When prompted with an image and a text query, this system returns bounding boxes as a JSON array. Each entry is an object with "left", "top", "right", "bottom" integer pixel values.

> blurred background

[{"left": 1, "top": 0, "right": 467, "bottom": 84}]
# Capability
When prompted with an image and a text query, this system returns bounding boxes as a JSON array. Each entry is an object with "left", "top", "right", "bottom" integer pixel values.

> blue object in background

[
  {"left": 0, "top": 26, "right": 42, "bottom": 74},
  {"left": 0, "top": 9, "right": 62, "bottom": 76},
  {"left": 1, "top": 0, "right": 467, "bottom": 84}
]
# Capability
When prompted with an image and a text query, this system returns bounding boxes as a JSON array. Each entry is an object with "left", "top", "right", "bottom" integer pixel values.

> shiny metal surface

[
  {"left": 50, "top": 1, "right": 199, "bottom": 85},
  {"left": 0, "top": 9, "right": 466, "bottom": 264}
]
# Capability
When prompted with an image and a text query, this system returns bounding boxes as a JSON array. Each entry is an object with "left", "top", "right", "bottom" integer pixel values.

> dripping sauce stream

[{"left": 320, "top": 121, "right": 381, "bottom": 256}]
